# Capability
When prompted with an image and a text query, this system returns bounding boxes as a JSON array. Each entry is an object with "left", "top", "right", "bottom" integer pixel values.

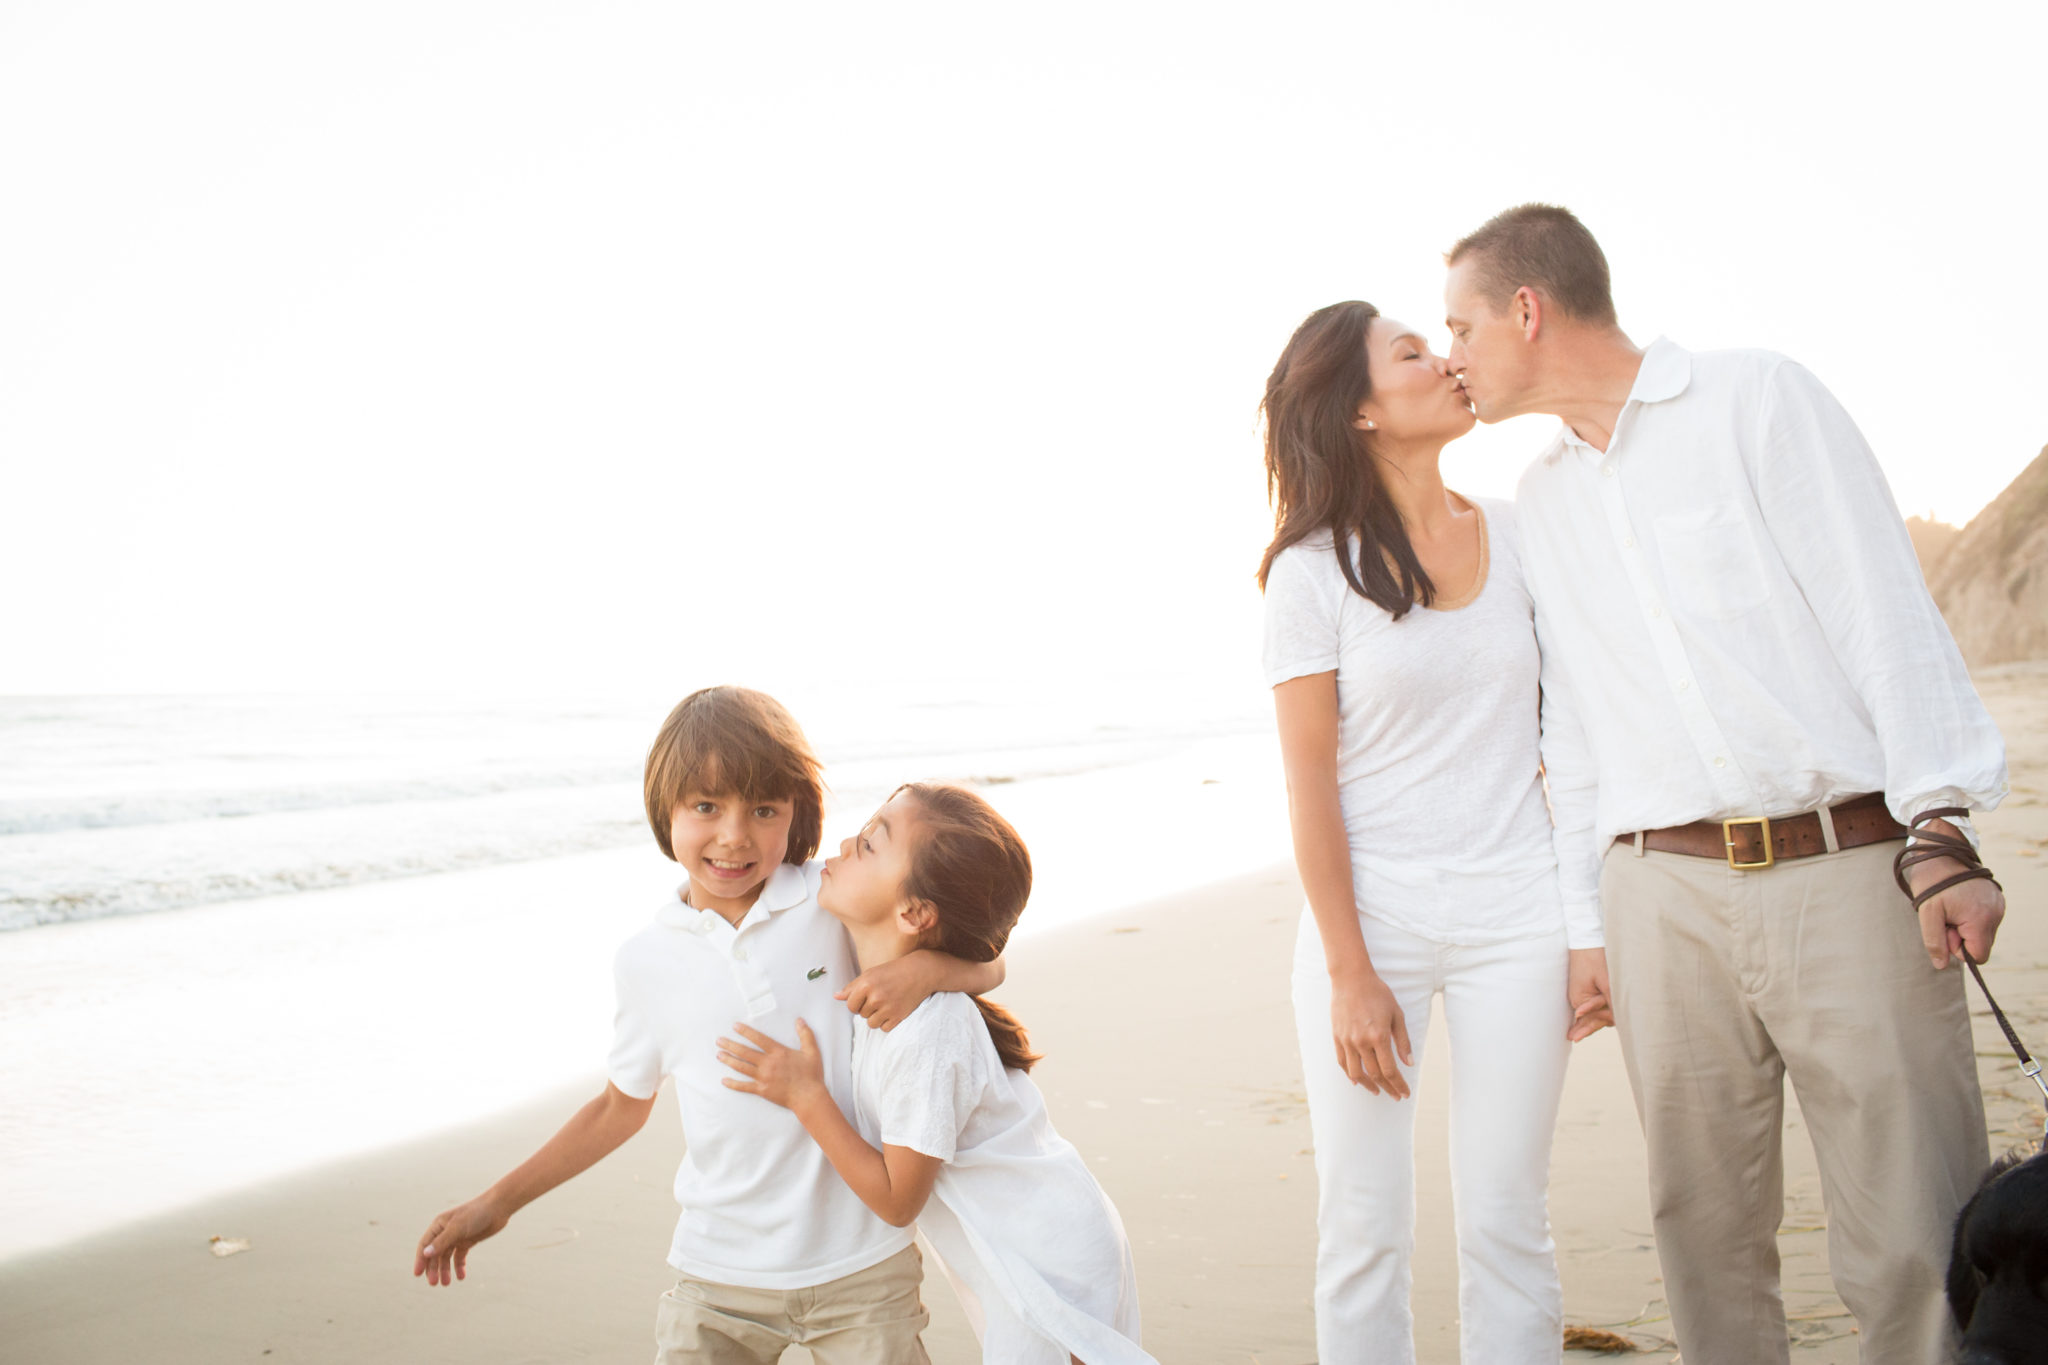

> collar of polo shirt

[
  {"left": 657, "top": 860, "right": 810, "bottom": 934},
  {"left": 1545, "top": 336, "right": 1693, "bottom": 463}
]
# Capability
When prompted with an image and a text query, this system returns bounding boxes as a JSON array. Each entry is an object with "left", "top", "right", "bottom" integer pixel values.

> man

[{"left": 1443, "top": 203, "right": 2009, "bottom": 1365}]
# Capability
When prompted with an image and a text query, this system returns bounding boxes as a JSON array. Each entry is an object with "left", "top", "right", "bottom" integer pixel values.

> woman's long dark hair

[
  {"left": 1256, "top": 301, "right": 1435, "bottom": 618},
  {"left": 894, "top": 782, "right": 1041, "bottom": 1072}
]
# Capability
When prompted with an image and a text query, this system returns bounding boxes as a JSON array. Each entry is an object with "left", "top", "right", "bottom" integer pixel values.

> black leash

[
  {"left": 1893, "top": 807, "right": 2046, "bottom": 1149},
  {"left": 1960, "top": 948, "right": 2048, "bottom": 1150}
]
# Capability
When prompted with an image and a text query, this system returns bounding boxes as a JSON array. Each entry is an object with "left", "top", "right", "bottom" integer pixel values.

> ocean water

[
  {"left": 0, "top": 677, "right": 1271, "bottom": 932},
  {"left": 0, "top": 680, "right": 1295, "bottom": 1260}
]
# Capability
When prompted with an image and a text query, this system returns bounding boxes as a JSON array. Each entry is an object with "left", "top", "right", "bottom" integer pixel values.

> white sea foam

[{"left": 0, "top": 680, "right": 1270, "bottom": 931}]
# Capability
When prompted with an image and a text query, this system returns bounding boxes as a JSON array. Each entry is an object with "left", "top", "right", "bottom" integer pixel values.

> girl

[
  {"left": 1260, "top": 302, "right": 1610, "bottom": 1364},
  {"left": 717, "top": 782, "right": 1154, "bottom": 1365}
]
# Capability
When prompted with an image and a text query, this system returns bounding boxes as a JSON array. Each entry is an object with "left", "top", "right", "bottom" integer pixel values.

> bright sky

[{"left": 6, "top": 1, "right": 2044, "bottom": 696}]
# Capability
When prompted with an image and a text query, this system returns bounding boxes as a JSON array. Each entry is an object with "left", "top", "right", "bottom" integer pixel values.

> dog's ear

[
  {"left": 1946, "top": 1243, "right": 1983, "bottom": 1330},
  {"left": 1948, "top": 1173, "right": 1993, "bottom": 1331}
]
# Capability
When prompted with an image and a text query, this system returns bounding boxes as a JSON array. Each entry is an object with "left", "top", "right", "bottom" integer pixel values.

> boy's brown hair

[{"left": 643, "top": 686, "right": 824, "bottom": 865}]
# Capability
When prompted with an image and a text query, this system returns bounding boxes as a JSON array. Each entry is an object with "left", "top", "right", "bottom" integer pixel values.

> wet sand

[{"left": 4, "top": 666, "right": 2042, "bottom": 1363}]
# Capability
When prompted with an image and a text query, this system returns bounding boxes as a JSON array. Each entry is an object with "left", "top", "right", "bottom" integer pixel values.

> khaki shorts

[{"left": 653, "top": 1243, "right": 930, "bottom": 1365}]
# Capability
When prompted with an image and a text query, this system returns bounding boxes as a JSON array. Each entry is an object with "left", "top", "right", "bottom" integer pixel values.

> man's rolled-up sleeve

[{"left": 1754, "top": 360, "right": 2007, "bottom": 836}]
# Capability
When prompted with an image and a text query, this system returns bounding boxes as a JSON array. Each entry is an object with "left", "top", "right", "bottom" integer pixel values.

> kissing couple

[{"left": 1261, "top": 203, "right": 2008, "bottom": 1365}]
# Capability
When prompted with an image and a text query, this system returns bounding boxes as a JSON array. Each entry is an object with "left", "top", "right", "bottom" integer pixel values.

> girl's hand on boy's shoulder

[
  {"left": 719, "top": 1020, "right": 828, "bottom": 1112},
  {"left": 836, "top": 954, "right": 934, "bottom": 1032}
]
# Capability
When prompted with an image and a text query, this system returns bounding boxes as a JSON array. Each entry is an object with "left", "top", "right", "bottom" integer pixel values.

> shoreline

[
  {"left": 4, "top": 670, "right": 2041, "bottom": 1362},
  {"left": 0, "top": 731, "right": 1292, "bottom": 1265}
]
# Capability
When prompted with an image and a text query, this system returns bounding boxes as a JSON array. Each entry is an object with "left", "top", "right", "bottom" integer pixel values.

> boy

[{"left": 414, "top": 685, "right": 1002, "bottom": 1362}]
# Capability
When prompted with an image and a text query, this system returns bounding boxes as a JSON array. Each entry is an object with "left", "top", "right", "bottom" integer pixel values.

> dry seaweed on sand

[{"left": 1563, "top": 1324, "right": 1640, "bottom": 1353}]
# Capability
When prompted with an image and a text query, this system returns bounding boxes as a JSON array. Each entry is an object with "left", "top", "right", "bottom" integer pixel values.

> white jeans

[{"left": 1291, "top": 910, "right": 1571, "bottom": 1365}]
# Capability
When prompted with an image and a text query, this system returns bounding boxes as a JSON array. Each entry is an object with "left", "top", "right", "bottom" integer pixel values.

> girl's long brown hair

[
  {"left": 1256, "top": 300, "right": 1435, "bottom": 619},
  {"left": 895, "top": 782, "right": 1041, "bottom": 1072}
]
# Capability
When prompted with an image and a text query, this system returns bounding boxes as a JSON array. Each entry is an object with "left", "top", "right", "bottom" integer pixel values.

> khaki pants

[
  {"left": 653, "top": 1243, "right": 931, "bottom": 1365},
  {"left": 1601, "top": 841, "right": 1987, "bottom": 1365}
]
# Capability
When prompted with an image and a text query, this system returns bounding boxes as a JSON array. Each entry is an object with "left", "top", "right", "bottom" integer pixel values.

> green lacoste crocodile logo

[{"left": 807, "top": 967, "right": 827, "bottom": 980}]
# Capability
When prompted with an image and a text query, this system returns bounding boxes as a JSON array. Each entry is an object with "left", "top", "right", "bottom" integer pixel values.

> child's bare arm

[
  {"left": 718, "top": 1020, "right": 941, "bottom": 1226},
  {"left": 412, "top": 1081, "right": 655, "bottom": 1287},
  {"left": 838, "top": 950, "right": 1005, "bottom": 1031}
]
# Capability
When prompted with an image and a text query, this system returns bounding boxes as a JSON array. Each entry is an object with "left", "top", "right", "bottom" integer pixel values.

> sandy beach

[{"left": 4, "top": 665, "right": 2045, "bottom": 1364}]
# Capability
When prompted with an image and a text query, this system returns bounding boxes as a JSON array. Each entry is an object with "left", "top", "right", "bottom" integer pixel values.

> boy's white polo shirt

[{"left": 607, "top": 859, "right": 912, "bottom": 1288}]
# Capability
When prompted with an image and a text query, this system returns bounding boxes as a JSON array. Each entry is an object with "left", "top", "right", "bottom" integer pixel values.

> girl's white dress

[{"left": 850, "top": 991, "right": 1153, "bottom": 1365}]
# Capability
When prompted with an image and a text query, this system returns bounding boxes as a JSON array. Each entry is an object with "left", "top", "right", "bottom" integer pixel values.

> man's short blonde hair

[{"left": 1447, "top": 203, "right": 1617, "bottom": 326}]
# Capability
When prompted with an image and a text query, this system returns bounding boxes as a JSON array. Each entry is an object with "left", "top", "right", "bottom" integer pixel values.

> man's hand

[
  {"left": 1904, "top": 818, "right": 2006, "bottom": 969},
  {"left": 718, "top": 1020, "right": 830, "bottom": 1113},
  {"left": 1567, "top": 947, "right": 1613, "bottom": 1041},
  {"left": 414, "top": 1195, "right": 509, "bottom": 1287},
  {"left": 1913, "top": 873, "right": 2005, "bottom": 970},
  {"left": 1329, "top": 964, "right": 1413, "bottom": 1099}
]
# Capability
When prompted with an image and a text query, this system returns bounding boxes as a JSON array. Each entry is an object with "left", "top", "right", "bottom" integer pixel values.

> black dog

[{"left": 1948, "top": 1144, "right": 2048, "bottom": 1364}]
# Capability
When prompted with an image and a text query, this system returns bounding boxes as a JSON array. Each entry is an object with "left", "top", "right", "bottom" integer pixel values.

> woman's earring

[{"left": 1364, "top": 420, "right": 1377, "bottom": 429}]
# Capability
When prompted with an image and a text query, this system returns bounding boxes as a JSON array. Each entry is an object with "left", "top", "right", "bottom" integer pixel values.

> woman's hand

[
  {"left": 1330, "top": 964, "right": 1413, "bottom": 1099},
  {"left": 1567, "top": 947, "right": 1613, "bottom": 1041},
  {"left": 718, "top": 1020, "right": 829, "bottom": 1113}
]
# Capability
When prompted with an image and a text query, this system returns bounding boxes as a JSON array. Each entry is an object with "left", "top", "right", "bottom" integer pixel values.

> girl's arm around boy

[{"left": 721, "top": 1018, "right": 943, "bottom": 1228}]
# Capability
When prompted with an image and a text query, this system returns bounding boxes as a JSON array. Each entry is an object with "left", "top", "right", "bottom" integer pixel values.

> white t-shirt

[
  {"left": 853, "top": 992, "right": 1153, "bottom": 1365},
  {"left": 1261, "top": 497, "right": 1597, "bottom": 947},
  {"left": 607, "top": 860, "right": 913, "bottom": 1288}
]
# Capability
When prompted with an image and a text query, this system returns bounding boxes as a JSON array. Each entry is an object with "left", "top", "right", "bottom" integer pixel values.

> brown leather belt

[{"left": 1613, "top": 792, "right": 1906, "bottom": 869}]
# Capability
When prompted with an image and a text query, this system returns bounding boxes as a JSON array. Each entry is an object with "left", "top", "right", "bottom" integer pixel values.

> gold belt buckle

[{"left": 1723, "top": 816, "right": 1774, "bottom": 870}]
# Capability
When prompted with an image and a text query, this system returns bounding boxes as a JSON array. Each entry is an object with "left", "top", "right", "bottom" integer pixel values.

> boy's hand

[
  {"left": 837, "top": 954, "right": 938, "bottom": 1032},
  {"left": 414, "top": 1195, "right": 508, "bottom": 1287},
  {"left": 719, "top": 1020, "right": 828, "bottom": 1113}
]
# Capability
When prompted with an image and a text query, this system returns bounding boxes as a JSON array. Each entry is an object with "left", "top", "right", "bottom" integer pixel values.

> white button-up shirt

[{"left": 1515, "top": 338, "right": 2008, "bottom": 920}]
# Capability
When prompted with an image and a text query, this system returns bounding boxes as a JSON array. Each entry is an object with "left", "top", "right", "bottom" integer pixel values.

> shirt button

[
  {"left": 1677, "top": 678, "right": 1691, "bottom": 692},
  {"left": 1602, "top": 465, "right": 1616, "bottom": 478},
  {"left": 1650, "top": 604, "right": 1664, "bottom": 619},
  {"left": 1713, "top": 756, "right": 1727, "bottom": 768},
  {"left": 733, "top": 947, "right": 748, "bottom": 962},
  {"left": 1622, "top": 536, "right": 1636, "bottom": 548}
]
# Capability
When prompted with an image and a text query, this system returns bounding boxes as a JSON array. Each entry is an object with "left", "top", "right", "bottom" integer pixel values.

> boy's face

[
  {"left": 818, "top": 793, "right": 920, "bottom": 933},
  {"left": 670, "top": 789, "right": 795, "bottom": 924}
]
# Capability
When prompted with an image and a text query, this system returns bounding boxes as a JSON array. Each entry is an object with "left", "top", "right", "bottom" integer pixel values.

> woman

[{"left": 1259, "top": 301, "right": 1609, "bottom": 1364}]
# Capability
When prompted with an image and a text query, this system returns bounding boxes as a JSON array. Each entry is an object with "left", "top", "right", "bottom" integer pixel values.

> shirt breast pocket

[{"left": 1653, "top": 508, "right": 1773, "bottom": 618}]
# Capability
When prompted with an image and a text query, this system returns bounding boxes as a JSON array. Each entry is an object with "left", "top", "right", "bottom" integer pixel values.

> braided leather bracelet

[{"left": 1892, "top": 805, "right": 2001, "bottom": 910}]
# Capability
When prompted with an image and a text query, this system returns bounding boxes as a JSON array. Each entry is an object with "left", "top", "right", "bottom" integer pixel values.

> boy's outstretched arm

[
  {"left": 413, "top": 1081, "right": 655, "bottom": 1286},
  {"left": 719, "top": 1021, "right": 941, "bottom": 1227},
  {"left": 838, "top": 950, "right": 1005, "bottom": 1031}
]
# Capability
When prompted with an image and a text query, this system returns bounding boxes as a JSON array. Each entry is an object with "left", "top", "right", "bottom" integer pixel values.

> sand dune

[{"left": 1913, "top": 445, "right": 2048, "bottom": 667}]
